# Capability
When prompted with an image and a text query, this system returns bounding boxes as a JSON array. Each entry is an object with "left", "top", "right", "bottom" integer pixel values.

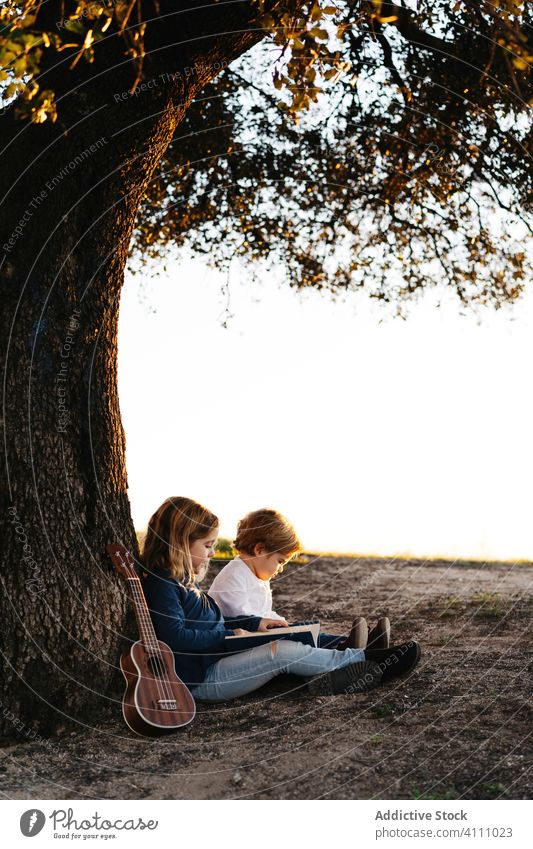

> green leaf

[{"left": 64, "top": 20, "right": 86, "bottom": 35}]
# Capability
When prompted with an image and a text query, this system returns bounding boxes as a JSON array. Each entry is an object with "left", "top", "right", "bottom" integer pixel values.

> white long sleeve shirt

[{"left": 208, "top": 556, "right": 286, "bottom": 621}]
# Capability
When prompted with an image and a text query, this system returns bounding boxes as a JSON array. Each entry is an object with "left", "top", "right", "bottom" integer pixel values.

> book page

[{"left": 225, "top": 621, "right": 320, "bottom": 646}]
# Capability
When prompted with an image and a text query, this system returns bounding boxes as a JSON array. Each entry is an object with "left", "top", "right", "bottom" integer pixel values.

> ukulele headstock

[{"left": 106, "top": 543, "right": 138, "bottom": 580}]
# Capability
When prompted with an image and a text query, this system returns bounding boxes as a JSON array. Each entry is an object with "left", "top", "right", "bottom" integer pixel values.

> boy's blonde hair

[
  {"left": 234, "top": 508, "right": 301, "bottom": 558},
  {"left": 142, "top": 496, "right": 218, "bottom": 585}
]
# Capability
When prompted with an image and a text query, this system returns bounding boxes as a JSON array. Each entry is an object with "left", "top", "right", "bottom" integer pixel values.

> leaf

[
  {"left": 5, "top": 81, "right": 21, "bottom": 98},
  {"left": 13, "top": 58, "right": 28, "bottom": 75},
  {"left": 21, "top": 33, "right": 42, "bottom": 49},
  {"left": 64, "top": 20, "right": 86, "bottom": 35},
  {"left": 309, "top": 28, "right": 329, "bottom": 40}
]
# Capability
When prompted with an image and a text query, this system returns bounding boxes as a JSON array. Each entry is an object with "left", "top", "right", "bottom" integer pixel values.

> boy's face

[{"left": 252, "top": 546, "right": 292, "bottom": 581}]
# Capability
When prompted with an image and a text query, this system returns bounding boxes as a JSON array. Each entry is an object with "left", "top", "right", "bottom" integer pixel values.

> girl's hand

[
  {"left": 232, "top": 628, "right": 252, "bottom": 636},
  {"left": 258, "top": 618, "right": 289, "bottom": 631}
]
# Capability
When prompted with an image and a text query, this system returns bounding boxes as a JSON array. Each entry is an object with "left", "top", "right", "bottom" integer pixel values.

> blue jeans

[
  {"left": 318, "top": 632, "right": 347, "bottom": 649},
  {"left": 190, "top": 639, "right": 366, "bottom": 702}
]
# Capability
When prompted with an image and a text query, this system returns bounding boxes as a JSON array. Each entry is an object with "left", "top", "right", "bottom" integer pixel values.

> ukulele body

[{"left": 120, "top": 640, "right": 196, "bottom": 737}]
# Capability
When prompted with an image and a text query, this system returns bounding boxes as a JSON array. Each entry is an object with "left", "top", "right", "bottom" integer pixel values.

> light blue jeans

[{"left": 190, "top": 639, "right": 366, "bottom": 702}]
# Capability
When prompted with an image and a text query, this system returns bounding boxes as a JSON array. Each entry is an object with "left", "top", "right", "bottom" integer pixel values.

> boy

[
  {"left": 208, "top": 508, "right": 296, "bottom": 623},
  {"left": 208, "top": 508, "right": 391, "bottom": 650}
]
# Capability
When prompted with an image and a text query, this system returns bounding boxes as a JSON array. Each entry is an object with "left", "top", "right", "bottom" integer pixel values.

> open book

[{"left": 225, "top": 620, "right": 320, "bottom": 652}]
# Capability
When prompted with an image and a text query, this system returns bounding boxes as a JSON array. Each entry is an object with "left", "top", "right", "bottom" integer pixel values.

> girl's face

[{"left": 189, "top": 529, "right": 219, "bottom": 574}]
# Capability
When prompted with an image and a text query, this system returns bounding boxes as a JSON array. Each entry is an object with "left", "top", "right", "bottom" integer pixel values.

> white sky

[{"left": 117, "top": 254, "right": 533, "bottom": 562}]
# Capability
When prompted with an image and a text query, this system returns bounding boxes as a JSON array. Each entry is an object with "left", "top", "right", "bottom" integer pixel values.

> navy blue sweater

[{"left": 142, "top": 567, "right": 262, "bottom": 686}]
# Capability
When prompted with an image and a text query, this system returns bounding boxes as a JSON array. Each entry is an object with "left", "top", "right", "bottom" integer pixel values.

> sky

[{"left": 117, "top": 255, "right": 533, "bottom": 562}]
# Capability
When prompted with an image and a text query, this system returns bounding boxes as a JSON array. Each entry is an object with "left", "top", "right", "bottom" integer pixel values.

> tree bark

[{"left": 0, "top": 1, "right": 265, "bottom": 739}]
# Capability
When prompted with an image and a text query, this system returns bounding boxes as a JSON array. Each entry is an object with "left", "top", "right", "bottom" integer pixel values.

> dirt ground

[{"left": 1, "top": 555, "right": 532, "bottom": 800}]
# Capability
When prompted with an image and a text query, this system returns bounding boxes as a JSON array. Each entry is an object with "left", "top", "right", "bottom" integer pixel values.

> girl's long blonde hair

[{"left": 142, "top": 496, "right": 218, "bottom": 585}]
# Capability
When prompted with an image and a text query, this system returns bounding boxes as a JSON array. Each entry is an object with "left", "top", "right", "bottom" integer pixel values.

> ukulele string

[
  {"left": 130, "top": 578, "right": 176, "bottom": 704},
  {"left": 130, "top": 579, "right": 169, "bottom": 700},
  {"left": 119, "top": 550, "right": 179, "bottom": 709},
  {"left": 130, "top": 580, "right": 167, "bottom": 702}
]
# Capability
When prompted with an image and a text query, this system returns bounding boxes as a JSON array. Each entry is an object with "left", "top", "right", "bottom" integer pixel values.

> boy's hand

[
  {"left": 232, "top": 628, "right": 252, "bottom": 636},
  {"left": 258, "top": 617, "right": 289, "bottom": 631}
]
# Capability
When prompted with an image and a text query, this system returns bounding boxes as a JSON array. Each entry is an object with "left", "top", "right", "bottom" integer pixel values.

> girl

[{"left": 141, "top": 496, "right": 420, "bottom": 703}]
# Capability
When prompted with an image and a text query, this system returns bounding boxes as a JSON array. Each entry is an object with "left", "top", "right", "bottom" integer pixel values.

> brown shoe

[
  {"left": 367, "top": 617, "right": 391, "bottom": 649},
  {"left": 342, "top": 616, "right": 368, "bottom": 649}
]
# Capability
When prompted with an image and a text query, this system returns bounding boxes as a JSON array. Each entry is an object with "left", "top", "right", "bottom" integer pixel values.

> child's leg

[
  {"left": 191, "top": 640, "right": 366, "bottom": 703},
  {"left": 317, "top": 633, "right": 347, "bottom": 649}
]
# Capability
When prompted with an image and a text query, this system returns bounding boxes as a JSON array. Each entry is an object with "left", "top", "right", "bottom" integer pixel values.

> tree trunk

[{"left": 0, "top": 1, "right": 265, "bottom": 739}]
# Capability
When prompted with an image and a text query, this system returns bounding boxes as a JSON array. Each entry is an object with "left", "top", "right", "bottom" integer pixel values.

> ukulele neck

[{"left": 127, "top": 576, "right": 159, "bottom": 650}]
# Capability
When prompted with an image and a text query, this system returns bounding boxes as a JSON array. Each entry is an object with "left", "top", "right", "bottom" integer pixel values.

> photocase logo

[{"left": 20, "top": 809, "right": 46, "bottom": 837}]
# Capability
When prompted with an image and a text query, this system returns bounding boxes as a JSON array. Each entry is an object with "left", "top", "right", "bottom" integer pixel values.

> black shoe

[
  {"left": 306, "top": 660, "right": 382, "bottom": 696},
  {"left": 367, "top": 616, "right": 391, "bottom": 649},
  {"left": 364, "top": 641, "right": 421, "bottom": 681}
]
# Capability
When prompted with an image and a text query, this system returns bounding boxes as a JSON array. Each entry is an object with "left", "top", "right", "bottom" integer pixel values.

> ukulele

[{"left": 106, "top": 543, "right": 196, "bottom": 737}]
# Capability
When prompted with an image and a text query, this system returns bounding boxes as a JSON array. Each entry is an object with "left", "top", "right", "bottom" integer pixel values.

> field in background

[{"left": 136, "top": 532, "right": 531, "bottom": 566}]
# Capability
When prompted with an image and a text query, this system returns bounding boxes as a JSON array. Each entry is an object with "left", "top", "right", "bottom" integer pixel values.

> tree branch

[{"left": 378, "top": 1, "right": 460, "bottom": 56}]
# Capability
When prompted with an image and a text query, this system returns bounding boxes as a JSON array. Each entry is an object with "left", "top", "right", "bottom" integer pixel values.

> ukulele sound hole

[{"left": 147, "top": 655, "right": 167, "bottom": 678}]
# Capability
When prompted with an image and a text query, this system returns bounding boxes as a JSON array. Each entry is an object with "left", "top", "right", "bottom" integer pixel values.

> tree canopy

[{"left": 2, "top": 1, "right": 533, "bottom": 313}]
